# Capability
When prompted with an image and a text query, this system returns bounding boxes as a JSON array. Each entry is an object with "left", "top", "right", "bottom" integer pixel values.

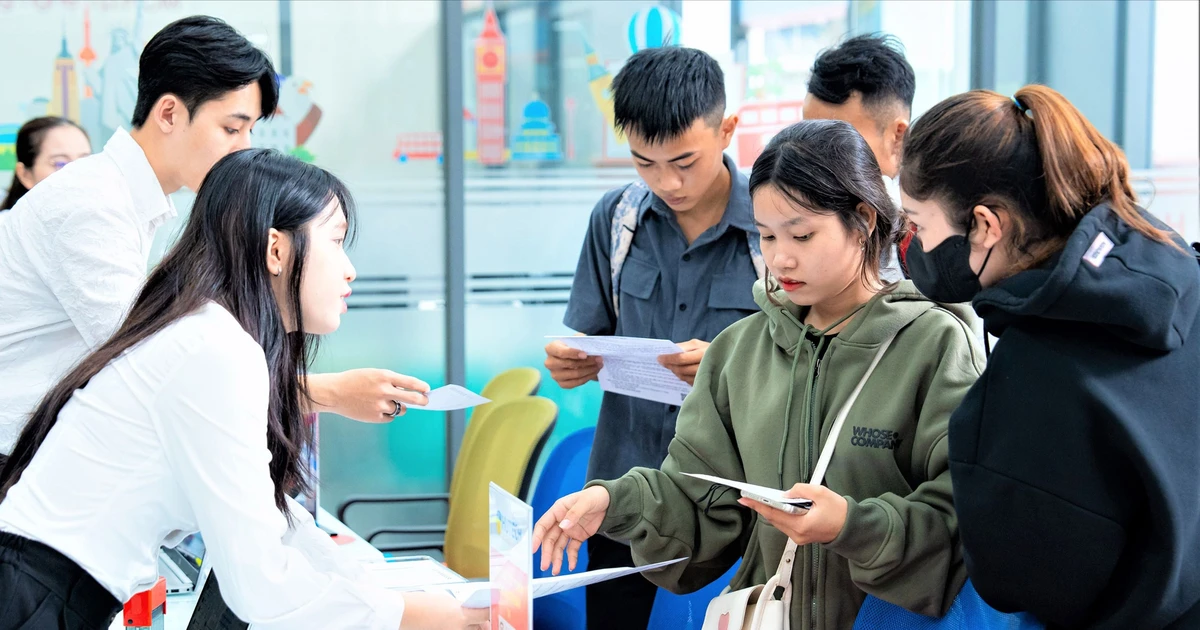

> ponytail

[
  {"left": 902, "top": 85, "right": 1182, "bottom": 270},
  {"left": 2, "top": 178, "right": 30, "bottom": 211},
  {"left": 1013, "top": 85, "right": 1174, "bottom": 247}
]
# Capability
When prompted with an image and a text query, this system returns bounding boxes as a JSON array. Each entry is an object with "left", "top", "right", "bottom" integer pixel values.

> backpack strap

[
  {"left": 609, "top": 180, "right": 767, "bottom": 318},
  {"left": 747, "top": 231, "right": 766, "bottom": 281},
  {"left": 609, "top": 181, "right": 652, "bottom": 319}
]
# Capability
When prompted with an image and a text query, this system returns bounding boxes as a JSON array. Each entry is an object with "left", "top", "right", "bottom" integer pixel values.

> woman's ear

[
  {"left": 856, "top": 202, "right": 878, "bottom": 239},
  {"left": 265, "top": 228, "right": 292, "bottom": 277},
  {"left": 14, "top": 162, "right": 35, "bottom": 190},
  {"left": 971, "top": 205, "right": 1006, "bottom": 249}
]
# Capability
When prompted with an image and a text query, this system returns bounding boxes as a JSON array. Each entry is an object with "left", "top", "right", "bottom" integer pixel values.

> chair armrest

[
  {"left": 366, "top": 525, "right": 448, "bottom": 544},
  {"left": 337, "top": 493, "right": 450, "bottom": 523},
  {"left": 376, "top": 541, "right": 447, "bottom": 554}
]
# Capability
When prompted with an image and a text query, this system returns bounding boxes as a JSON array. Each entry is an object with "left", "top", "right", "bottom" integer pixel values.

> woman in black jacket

[{"left": 897, "top": 84, "right": 1200, "bottom": 630}]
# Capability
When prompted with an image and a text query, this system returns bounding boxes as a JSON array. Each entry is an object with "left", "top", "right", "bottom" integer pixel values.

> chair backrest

[
  {"left": 449, "top": 368, "right": 543, "bottom": 499},
  {"left": 443, "top": 396, "right": 557, "bottom": 579},
  {"left": 530, "top": 426, "right": 595, "bottom": 579},
  {"left": 529, "top": 427, "right": 596, "bottom": 630},
  {"left": 480, "top": 366, "right": 542, "bottom": 401}
]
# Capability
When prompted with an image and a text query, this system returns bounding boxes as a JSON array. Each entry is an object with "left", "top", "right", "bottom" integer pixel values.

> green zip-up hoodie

[{"left": 591, "top": 279, "right": 984, "bottom": 630}]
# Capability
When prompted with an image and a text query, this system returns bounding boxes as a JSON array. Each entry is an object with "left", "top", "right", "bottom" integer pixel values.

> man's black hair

[
  {"left": 611, "top": 46, "right": 725, "bottom": 145},
  {"left": 807, "top": 33, "right": 915, "bottom": 115},
  {"left": 132, "top": 16, "right": 278, "bottom": 128}
]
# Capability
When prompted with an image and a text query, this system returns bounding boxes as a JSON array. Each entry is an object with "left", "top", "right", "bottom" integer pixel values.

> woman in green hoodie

[{"left": 533, "top": 119, "right": 986, "bottom": 630}]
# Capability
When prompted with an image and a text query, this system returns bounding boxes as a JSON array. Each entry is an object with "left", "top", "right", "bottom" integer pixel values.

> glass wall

[{"left": 289, "top": 0, "right": 448, "bottom": 533}]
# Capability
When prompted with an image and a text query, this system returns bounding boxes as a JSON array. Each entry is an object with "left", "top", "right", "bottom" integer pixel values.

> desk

[{"left": 108, "top": 507, "right": 413, "bottom": 630}]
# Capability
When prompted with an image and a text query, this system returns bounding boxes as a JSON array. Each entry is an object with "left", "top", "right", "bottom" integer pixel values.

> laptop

[{"left": 159, "top": 533, "right": 205, "bottom": 595}]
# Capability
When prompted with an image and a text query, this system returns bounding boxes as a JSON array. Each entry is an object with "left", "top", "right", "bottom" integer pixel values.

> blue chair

[
  {"left": 530, "top": 427, "right": 596, "bottom": 630},
  {"left": 853, "top": 579, "right": 1044, "bottom": 629},
  {"left": 647, "top": 561, "right": 741, "bottom": 630}
]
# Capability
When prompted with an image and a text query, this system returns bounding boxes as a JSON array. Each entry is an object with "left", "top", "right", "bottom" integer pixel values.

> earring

[{"left": 273, "top": 270, "right": 281, "bottom": 277}]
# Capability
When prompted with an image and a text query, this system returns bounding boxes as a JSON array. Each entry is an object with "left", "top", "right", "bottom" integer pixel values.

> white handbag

[{"left": 700, "top": 332, "right": 897, "bottom": 630}]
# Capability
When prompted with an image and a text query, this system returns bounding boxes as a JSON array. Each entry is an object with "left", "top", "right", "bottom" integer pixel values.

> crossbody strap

[{"left": 773, "top": 330, "right": 899, "bottom": 591}]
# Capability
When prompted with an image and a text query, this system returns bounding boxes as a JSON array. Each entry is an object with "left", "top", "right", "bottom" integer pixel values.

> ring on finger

[{"left": 388, "top": 400, "right": 405, "bottom": 417}]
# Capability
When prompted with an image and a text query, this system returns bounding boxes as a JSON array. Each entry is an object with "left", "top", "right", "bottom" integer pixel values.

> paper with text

[{"left": 549, "top": 336, "right": 692, "bottom": 405}]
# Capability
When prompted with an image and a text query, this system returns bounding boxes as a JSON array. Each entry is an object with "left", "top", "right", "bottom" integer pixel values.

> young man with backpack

[{"left": 543, "top": 46, "right": 761, "bottom": 628}]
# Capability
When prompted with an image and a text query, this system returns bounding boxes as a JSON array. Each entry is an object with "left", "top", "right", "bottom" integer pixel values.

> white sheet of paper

[
  {"left": 364, "top": 558, "right": 465, "bottom": 590},
  {"left": 681, "top": 473, "right": 813, "bottom": 506},
  {"left": 432, "top": 558, "right": 688, "bottom": 607},
  {"left": 549, "top": 336, "right": 692, "bottom": 405},
  {"left": 408, "top": 385, "right": 491, "bottom": 412},
  {"left": 551, "top": 335, "right": 684, "bottom": 357},
  {"left": 530, "top": 557, "right": 686, "bottom": 598}
]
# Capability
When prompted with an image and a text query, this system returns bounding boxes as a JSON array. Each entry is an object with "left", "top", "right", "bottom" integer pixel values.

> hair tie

[{"left": 1011, "top": 95, "right": 1030, "bottom": 115}]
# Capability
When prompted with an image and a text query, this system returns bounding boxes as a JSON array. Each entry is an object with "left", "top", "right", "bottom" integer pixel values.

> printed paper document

[{"left": 549, "top": 336, "right": 692, "bottom": 405}]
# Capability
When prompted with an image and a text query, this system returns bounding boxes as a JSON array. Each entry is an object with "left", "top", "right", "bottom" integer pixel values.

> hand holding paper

[
  {"left": 656, "top": 338, "right": 710, "bottom": 386},
  {"left": 544, "top": 339, "right": 604, "bottom": 390}
]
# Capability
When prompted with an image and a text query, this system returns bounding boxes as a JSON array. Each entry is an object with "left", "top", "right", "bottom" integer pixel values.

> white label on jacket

[{"left": 1083, "top": 232, "right": 1115, "bottom": 268}]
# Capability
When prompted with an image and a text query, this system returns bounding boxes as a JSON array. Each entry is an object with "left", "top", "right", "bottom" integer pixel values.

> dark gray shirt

[{"left": 564, "top": 156, "right": 760, "bottom": 482}]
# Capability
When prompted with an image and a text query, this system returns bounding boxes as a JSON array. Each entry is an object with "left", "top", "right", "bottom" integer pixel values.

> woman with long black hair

[{"left": 0, "top": 149, "right": 486, "bottom": 630}]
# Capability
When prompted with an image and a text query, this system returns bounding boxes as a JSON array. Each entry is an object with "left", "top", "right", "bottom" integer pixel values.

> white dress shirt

[
  {"left": 0, "top": 303, "right": 405, "bottom": 629},
  {"left": 0, "top": 128, "right": 176, "bottom": 454},
  {"left": 881, "top": 175, "right": 905, "bottom": 283}
]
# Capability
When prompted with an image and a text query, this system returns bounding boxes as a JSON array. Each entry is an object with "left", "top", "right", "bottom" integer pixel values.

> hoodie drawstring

[{"left": 774, "top": 304, "right": 868, "bottom": 488}]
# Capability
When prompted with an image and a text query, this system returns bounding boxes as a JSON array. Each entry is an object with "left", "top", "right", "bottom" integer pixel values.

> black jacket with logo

[{"left": 949, "top": 204, "right": 1200, "bottom": 629}]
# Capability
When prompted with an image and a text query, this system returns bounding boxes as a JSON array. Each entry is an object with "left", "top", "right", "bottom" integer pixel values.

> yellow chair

[
  {"left": 450, "top": 367, "right": 542, "bottom": 498},
  {"left": 339, "top": 396, "right": 558, "bottom": 579},
  {"left": 336, "top": 368, "right": 541, "bottom": 544}
]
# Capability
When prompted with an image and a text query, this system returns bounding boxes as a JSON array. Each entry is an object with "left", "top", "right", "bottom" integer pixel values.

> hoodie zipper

[{"left": 805, "top": 337, "right": 823, "bottom": 630}]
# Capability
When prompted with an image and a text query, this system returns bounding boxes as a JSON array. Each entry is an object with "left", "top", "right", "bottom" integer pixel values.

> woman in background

[{"left": 2, "top": 117, "right": 91, "bottom": 210}]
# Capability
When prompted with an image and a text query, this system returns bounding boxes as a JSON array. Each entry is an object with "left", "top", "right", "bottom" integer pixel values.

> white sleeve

[
  {"left": 37, "top": 203, "right": 147, "bottom": 348},
  {"left": 281, "top": 496, "right": 371, "bottom": 584},
  {"left": 151, "top": 335, "right": 405, "bottom": 630}
]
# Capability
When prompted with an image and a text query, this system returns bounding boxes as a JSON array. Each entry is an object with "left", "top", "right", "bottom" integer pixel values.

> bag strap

[
  {"left": 609, "top": 180, "right": 766, "bottom": 318},
  {"left": 772, "top": 329, "right": 900, "bottom": 593},
  {"left": 747, "top": 231, "right": 766, "bottom": 281},
  {"left": 609, "top": 181, "right": 652, "bottom": 319}
]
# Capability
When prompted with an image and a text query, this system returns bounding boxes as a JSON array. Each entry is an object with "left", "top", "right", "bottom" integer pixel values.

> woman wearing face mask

[
  {"left": 0, "top": 150, "right": 487, "bottom": 630},
  {"left": 533, "top": 120, "right": 985, "bottom": 630},
  {"left": 901, "top": 85, "right": 1200, "bottom": 629},
  {"left": 2, "top": 117, "right": 92, "bottom": 211}
]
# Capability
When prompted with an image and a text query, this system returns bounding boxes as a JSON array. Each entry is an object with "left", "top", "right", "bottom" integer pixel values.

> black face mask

[{"left": 907, "top": 233, "right": 993, "bottom": 304}]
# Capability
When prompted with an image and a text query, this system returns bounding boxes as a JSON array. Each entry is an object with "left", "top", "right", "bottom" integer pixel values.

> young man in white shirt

[{"left": 0, "top": 16, "right": 428, "bottom": 465}]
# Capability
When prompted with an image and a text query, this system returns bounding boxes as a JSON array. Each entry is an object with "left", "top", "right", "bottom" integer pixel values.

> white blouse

[{"left": 0, "top": 302, "right": 405, "bottom": 629}]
